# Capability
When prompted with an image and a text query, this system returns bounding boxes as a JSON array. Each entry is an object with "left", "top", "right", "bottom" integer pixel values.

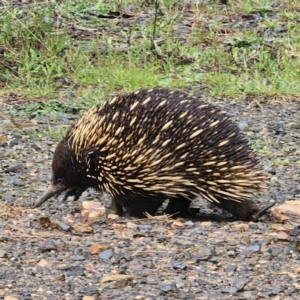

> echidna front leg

[
  {"left": 164, "top": 197, "right": 192, "bottom": 217},
  {"left": 113, "top": 195, "right": 164, "bottom": 218},
  {"left": 62, "top": 187, "right": 87, "bottom": 201},
  {"left": 107, "top": 197, "right": 124, "bottom": 216}
]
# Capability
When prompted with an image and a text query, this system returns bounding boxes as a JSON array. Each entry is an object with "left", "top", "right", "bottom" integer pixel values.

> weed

[
  {"left": 47, "top": 125, "right": 68, "bottom": 140},
  {"left": 24, "top": 126, "right": 68, "bottom": 141},
  {"left": 273, "top": 159, "right": 289, "bottom": 166},
  {"left": 0, "top": 0, "right": 299, "bottom": 109},
  {"left": 8, "top": 100, "right": 79, "bottom": 118}
]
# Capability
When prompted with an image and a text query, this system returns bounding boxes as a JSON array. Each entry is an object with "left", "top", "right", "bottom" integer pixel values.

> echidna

[{"left": 33, "top": 88, "right": 274, "bottom": 221}]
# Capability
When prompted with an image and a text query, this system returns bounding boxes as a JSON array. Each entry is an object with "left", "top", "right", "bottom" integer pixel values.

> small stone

[
  {"left": 126, "top": 222, "right": 138, "bottom": 230},
  {"left": 24, "top": 259, "right": 36, "bottom": 264},
  {"left": 107, "top": 214, "right": 119, "bottom": 220},
  {"left": 271, "top": 249, "right": 282, "bottom": 256},
  {"left": 242, "top": 244, "right": 260, "bottom": 256},
  {"left": 83, "top": 297, "right": 95, "bottom": 300},
  {"left": 0, "top": 249, "right": 7, "bottom": 258},
  {"left": 99, "top": 249, "right": 114, "bottom": 260},
  {"left": 289, "top": 226, "right": 299, "bottom": 236},
  {"left": 184, "top": 221, "right": 194, "bottom": 226},
  {"left": 0, "top": 135, "right": 7, "bottom": 144},
  {"left": 227, "top": 250, "right": 235, "bottom": 256},
  {"left": 115, "top": 252, "right": 131, "bottom": 262},
  {"left": 70, "top": 255, "right": 85, "bottom": 261},
  {"left": 160, "top": 282, "right": 179, "bottom": 293},
  {"left": 33, "top": 141, "right": 48, "bottom": 151},
  {"left": 224, "top": 265, "right": 236, "bottom": 273},
  {"left": 37, "top": 259, "right": 50, "bottom": 268},
  {"left": 234, "top": 278, "right": 250, "bottom": 291},
  {"left": 271, "top": 223, "right": 294, "bottom": 232},
  {"left": 99, "top": 274, "right": 134, "bottom": 289},
  {"left": 54, "top": 274, "right": 65, "bottom": 281},
  {"left": 72, "top": 223, "right": 94, "bottom": 233},
  {"left": 196, "top": 247, "right": 214, "bottom": 261},
  {"left": 89, "top": 244, "right": 109, "bottom": 255},
  {"left": 128, "top": 265, "right": 143, "bottom": 272},
  {"left": 214, "top": 15, "right": 224, "bottom": 22},
  {"left": 8, "top": 137, "right": 20, "bottom": 146},
  {"left": 171, "top": 221, "right": 185, "bottom": 229},
  {"left": 274, "top": 27, "right": 287, "bottom": 33},
  {"left": 139, "top": 224, "right": 152, "bottom": 231},
  {"left": 271, "top": 285, "right": 280, "bottom": 294},
  {"left": 175, "top": 239, "right": 194, "bottom": 246},
  {"left": 171, "top": 260, "right": 187, "bottom": 270},
  {"left": 11, "top": 178, "right": 25, "bottom": 186},
  {"left": 4, "top": 196, "right": 15, "bottom": 203},
  {"left": 4, "top": 164, "right": 23, "bottom": 173},
  {"left": 231, "top": 223, "right": 249, "bottom": 231},
  {"left": 241, "top": 291, "right": 256, "bottom": 299},
  {"left": 57, "top": 221, "right": 71, "bottom": 232},
  {"left": 222, "top": 286, "right": 237, "bottom": 293},
  {"left": 157, "top": 234, "right": 168, "bottom": 242},
  {"left": 81, "top": 201, "right": 106, "bottom": 219},
  {"left": 39, "top": 239, "right": 59, "bottom": 252},
  {"left": 199, "top": 221, "right": 213, "bottom": 228},
  {"left": 276, "top": 231, "right": 290, "bottom": 241},
  {"left": 258, "top": 260, "right": 269, "bottom": 264}
]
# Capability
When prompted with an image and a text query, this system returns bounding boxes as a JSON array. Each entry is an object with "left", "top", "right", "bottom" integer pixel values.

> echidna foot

[{"left": 250, "top": 202, "right": 276, "bottom": 221}]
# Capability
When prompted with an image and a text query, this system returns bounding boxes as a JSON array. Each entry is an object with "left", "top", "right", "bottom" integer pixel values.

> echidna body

[{"left": 34, "top": 88, "right": 271, "bottom": 220}]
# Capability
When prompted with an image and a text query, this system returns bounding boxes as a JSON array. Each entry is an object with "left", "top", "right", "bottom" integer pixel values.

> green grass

[
  {"left": 1, "top": 0, "right": 300, "bottom": 127},
  {"left": 25, "top": 126, "right": 68, "bottom": 141}
]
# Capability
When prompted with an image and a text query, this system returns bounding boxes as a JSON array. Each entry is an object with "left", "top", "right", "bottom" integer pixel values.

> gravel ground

[{"left": 1, "top": 95, "right": 300, "bottom": 300}]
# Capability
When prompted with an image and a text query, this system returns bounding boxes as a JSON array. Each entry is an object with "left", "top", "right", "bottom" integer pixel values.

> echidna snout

[{"left": 33, "top": 88, "right": 274, "bottom": 221}]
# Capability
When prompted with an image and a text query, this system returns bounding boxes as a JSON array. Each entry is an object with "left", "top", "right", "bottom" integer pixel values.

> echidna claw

[
  {"left": 62, "top": 187, "right": 87, "bottom": 201},
  {"left": 252, "top": 202, "right": 276, "bottom": 221}
]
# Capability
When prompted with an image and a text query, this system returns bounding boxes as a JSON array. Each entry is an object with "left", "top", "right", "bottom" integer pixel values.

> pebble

[
  {"left": 242, "top": 244, "right": 260, "bottom": 257},
  {"left": 196, "top": 247, "right": 214, "bottom": 261},
  {"left": 70, "top": 255, "right": 85, "bottom": 261},
  {"left": 99, "top": 249, "right": 114, "bottom": 260},
  {"left": 10, "top": 178, "right": 25, "bottom": 186},
  {"left": 160, "top": 282, "right": 179, "bottom": 293},
  {"left": 171, "top": 221, "right": 185, "bottom": 229},
  {"left": 289, "top": 226, "right": 299, "bottom": 236},
  {"left": 0, "top": 249, "right": 7, "bottom": 258},
  {"left": 171, "top": 260, "right": 187, "bottom": 270},
  {"left": 57, "top": 221, "right": 71, "bottom": 232}
]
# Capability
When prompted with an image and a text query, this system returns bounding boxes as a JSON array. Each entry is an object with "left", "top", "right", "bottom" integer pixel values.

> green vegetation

[
  {"left": 273, "top": 158, "right": 290, "bottom": 166},
  {"left": 0, "top": 0, "right": 299, "bottom": 138}
]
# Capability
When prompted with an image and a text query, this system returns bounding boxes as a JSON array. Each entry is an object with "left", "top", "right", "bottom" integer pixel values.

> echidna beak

[{"left": 32, "top": 184, "right": 65, "bottom": 208}]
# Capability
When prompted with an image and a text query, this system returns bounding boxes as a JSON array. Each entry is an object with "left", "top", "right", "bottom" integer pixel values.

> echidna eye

[{"left": 56, "top": 178, "right": 64, "bottom": 186}]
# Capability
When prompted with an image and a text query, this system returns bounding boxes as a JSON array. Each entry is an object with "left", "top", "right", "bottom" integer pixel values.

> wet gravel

[{"left": 1, "top": 95, "right": 300, "bottom": 300}]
